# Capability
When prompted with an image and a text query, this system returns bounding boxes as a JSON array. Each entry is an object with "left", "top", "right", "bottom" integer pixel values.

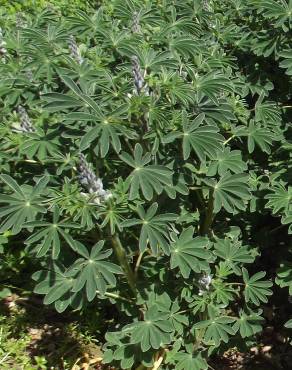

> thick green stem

[
  {"left": 200, "top": 189, "right": 214, "bottom": 236},
  {"left": 110, "top": 233, "right": 137, "bottom": 296}
]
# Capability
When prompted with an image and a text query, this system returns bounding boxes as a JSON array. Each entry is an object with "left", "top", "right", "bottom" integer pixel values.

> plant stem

[
  {"left": 96, "top": 290, "right": 135, "bottom": 303},
  {"left": 200, "top": 189, "right": 214, "bottom": 236},
  {"left": 151, "top": 354, "right": 164, "bottom": 370},
  {"left": 110, "top": 233, "right": 137, "bottom": 296},
  {"left": 224, "top": 134, "right": 235, "bottom": 146},
  {"left": 134, "top": 251, "right": 144, "bottom": 277}
]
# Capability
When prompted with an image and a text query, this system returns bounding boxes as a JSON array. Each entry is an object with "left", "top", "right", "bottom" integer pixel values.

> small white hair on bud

[
  {"left": 78, "top": 154, "right": 111, "bottom": 205},
  {"left": 68, "top": 35, "right": 83, "bottom": 65}
]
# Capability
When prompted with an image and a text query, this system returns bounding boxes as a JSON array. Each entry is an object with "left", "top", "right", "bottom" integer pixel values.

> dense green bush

[
  {"left": 0, "top": 0, "right": 90, "bottom": 15},
  {"left": 0, "top": 0, "right": 291, "bottom": 369}
]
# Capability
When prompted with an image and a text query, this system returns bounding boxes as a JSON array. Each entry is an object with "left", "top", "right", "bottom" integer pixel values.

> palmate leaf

[
  {"left": 189, "top": 295, "right": 210, "bottom": 315},
  {"left": 103, "top": 339, "right": 153, "bottom": 370},
  {"left": 207, "top": 148, "right": 247, "bottom": 176},
  {"left": 197, "top": 97, "right": 236, "bottom": 125},
  {"left": 163, "top": 112, "right": 224, "bottom": 161},
  {"left": 170, "top": 227, "right": 212, "bottom": 278},
  {"left": 166, "top": 301, "right": 189, "bottom": 334},
  {"left": 255, "top": 93, "right": 281, "bottom": 126},
  {"left": 245, "top": 120, "right": 277, "bottom": 154},
  {"left": 80, "top": 122, "right": 122, "bottom": 157},
  {"left": 99, "top": 199, "right": 128, "bottom": 234},
  {"left": 32, "top": 261, "right": 83, "bottom": 313},
  {"left": 285, "top": 319, "right": 292, "bottom": 328},
  {"left": 282, "top": 212, "right": 292, "bottom": 234},
  {"left": 279, "top": 49, "right": 292, "bottom": 75},
  {"left": 0, "top": 175, "right": 48, "bottom": 234},
  {"left": 133, "top": 49, "right": 178, "bottom": 71},
  {"left": 51, "top": 180, "right": 99, "bottom": 230},
  {"left": 193, "top": 316, "right": 236, "bottom": 346},
  {"left": 78, "top": 104, "right": 132, "bottom": 157},
  {"left": 265, "top": 183, "right": 291, "bottom": 214},
  {"left": 70, "top": 240, "right": 122, "bottom": 301},
  {"left": 147, "top": 293, "right": 188, "bottom": 334},
  {"left": 211, "top": 280, "right": 238, "bottom": 305},
  {"left": 233, "top": 309, "right": 264, "bottom": 338},
  {"left": 121, "top": 203, "right": 177, "bottom": 255},
  {"left": 275, "top": 262, "right": 292, "bottom": 294},
  {"left": 214, "top": 238, "right": 255, "bottom": 275},
  {"left": 41, "top": 92, "right": 84, "bottom": 111},
  {"left": 243, "top": 268, "right": 273, "bottom": 306},
  {"left": 19, "top": 130, "right": 60, "bottom": 160},
  {"left": 160, "top": 71, "right": 197, "bottom": 106},
  {"left": 251, "top": 0, "right": 292, "bottom": 28},
  {"left": 193, "top": 73, "right": 234, "bottom": 105},
  {"left": 120, "top": 144, "right": 173, "bottom": 201},
  {"left": 24, "top": 206, "right": 79, "bottom": 259},
  {"left": 204, "top": 173, "right": 251, "bottom": 214},
  {"left": 169, "top": 35, "right": 201, "bottom": 59},
  {"left": 173, "top": 352, "right": 208, "bottom": 370},
  {"left": 251, "top": 32, "right": 281, "bottom": 58},
  {"left": 43, "top": 74, "right": 103, "bottom": 115},
  {"left": 125, "top": 305, "right": 173, "bottom": 352}
]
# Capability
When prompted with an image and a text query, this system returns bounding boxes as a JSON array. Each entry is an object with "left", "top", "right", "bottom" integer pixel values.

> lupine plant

[{"left": 0, "top": 0, "right": 291, "bottom": 369}]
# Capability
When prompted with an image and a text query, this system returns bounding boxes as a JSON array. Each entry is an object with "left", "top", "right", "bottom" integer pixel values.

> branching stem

[{"left": 110, "top": 233, "right": 137, "bottom": 296}]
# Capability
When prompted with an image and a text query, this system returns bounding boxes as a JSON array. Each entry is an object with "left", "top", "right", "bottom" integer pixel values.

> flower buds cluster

[
  {"left": 26, "top": 69, "right": 33, "bottom": 82},
  {"left": 198, "top": 273, "right": 212, "bottom": 295},
  {"left": 202, "top": 0, "right": 213, "bottom": 12},
  {"left": 16, "top": 106, "right": 35, "bottom": 133},
  {"left": 0, "top": 28, "right": 7, "bottom": 57},
  {"left": 131, "top": 56, "right": 148, "bottom": 96},
  {"left": 131, "top": 11, "right": 141, "bottom": 33},
  {"left": 68, "top": 35, "right": 83, "bottom": 65},
  {"left": 16, "top": 13, "right": 24, "bottom": 29},
  {"left": 78, "top": 153, "right": 111, "bottom": 204}
]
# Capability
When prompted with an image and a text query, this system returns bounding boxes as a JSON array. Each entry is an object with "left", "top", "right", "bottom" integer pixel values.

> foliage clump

[{"left": 0, "top": 1, "right": 291, "bottom": 369}]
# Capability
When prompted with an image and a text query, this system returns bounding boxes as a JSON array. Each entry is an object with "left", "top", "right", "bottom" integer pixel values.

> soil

[{"left": 2, "top": 294, "right": 292, "bottom": 370}]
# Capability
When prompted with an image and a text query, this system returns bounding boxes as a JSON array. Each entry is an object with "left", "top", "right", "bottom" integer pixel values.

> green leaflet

[
  {"left": 70, "top": 240, "right": 123, "bottom": 301},
  {"left": 126, "top": 305, "right": 174, "bottom": 352},
  {"left": 193, "top": 73, "right": 234, "bottom": 105},
  {"left": 163, "top": 112, "right": 224, "bottom": 162},
  {"left": 193, "top": 316, "right": 236, "bottom": 346},
  {"left": 120, "top": 143, "right": 173, "bottom": 201},
  {"left": 121, "top": 203, "right": 176, "bottom": 255},
  {"left": 207, "top": 148, "right": 247, "bottom": 176},
  {"left": 173, "top": 352, "right": 208, "bottom": 370},
  {"left": 19, "top": 129, "right": 60, "bottom": 160},
  {"left": 233, "top": 309, "right": 264, "bottom": 338},
  {"left": 214, "top": 238, "right": 255, "bottom": 275},
  {"left": 204, "top": 172, "right": 251, "bottom": 214},
  {"left": 0, "top": 175, "right": 48, "bottom": 234},
  {"left": 255, "top": 93, "right": 281, "bottom": 126},
  {"left": 243, "top": 268, "right": 273, "bottom": 306},
  {"left": 170, "top": 227, "right": 212, "bottom": 278},
  {"left": 275, "top": 262, "right": 292, "bottom": 294},
  {"left": 279, "top": 49, "right": 292, "bottom": 75},
  {"left": 245, "top": 120, "right": 278, "bottom": 154},
  {"left": 24, "top": 206, "right": 79, "bottom": 259},
  {"left": 251, "top": 0, "right": 292, "bottom": 29},
  {"left": 32, "top": 261, "right": 81, "bottom": 313},
  {"left": 265, "top": 183, "right": 292, "bottom": 214}
]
